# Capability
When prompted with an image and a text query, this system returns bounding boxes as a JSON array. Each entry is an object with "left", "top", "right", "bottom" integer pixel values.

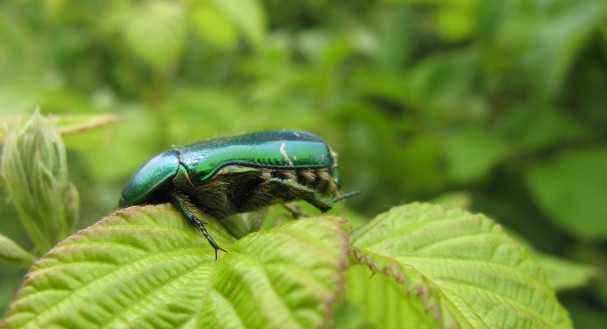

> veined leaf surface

[
  {"left": 3, "top": 204, "right": 348, "bottom": 329},
  {"left": 348, "top": 203, "right": 572, "bottom": 329}
]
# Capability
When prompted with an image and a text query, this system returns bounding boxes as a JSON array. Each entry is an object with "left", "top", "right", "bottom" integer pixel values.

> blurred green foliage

[{"left": 0, "top": 0, "right": 606, "bottom": 326}]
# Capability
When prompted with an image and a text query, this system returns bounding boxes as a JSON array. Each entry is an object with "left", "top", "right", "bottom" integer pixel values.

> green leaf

[
  {"left": 503, "top": 232, "right": 597, "bottom": 292},
  {"left": 435, "top": 1, "right": 476, "bottom": 41},
  {"left": 533, "top": 252, "right": 597, "bottom": 291},
  {"left": 406, "top": 49, "right": 487, "bottom": 122},
  {"left": 431, "top": 192, "right": 472, "bottom": 210},
  {"left": 122, "top": 0, "right": 187, "bottom": 71},
  {"left": 344, "top": 264, "right": 438, "bottom": 329},
  {"left": 525, "top": 0, "right": 604, "bottom": 101},
  {"left": 190, "top": 3, "right": 239, "bottom": 50},
  {"left": 210, "top": 0, "right": 266, "bottom": 49},
  {"left": 442, "top": 126, "right": 510, "bottom": 182},
  {"left": 527, "top": 148, "right": 607, "bottom": 240},
  {"left": 348, "top": 203, "right": 572, "bottom": 329},
  {"left": 503, "top": 105, "right": 593, "bottom": 151},
  {"left": 0, "top": 114, "right": 121, "bottom": 149},
  {"left": 2, "top": 204, "right": 348, "bottom": 329},
  {"left": 52, "top": 114, "right": 122, "bottom": 150},
  {"left": 0, "top": 233, "right": 36, "bottom": 267}
]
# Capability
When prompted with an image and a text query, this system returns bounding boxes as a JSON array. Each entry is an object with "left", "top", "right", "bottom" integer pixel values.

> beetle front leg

[
  {"left": 170, "top": 191, "right": 227, "bottom": 259},
  {"left": 330, "top": 190, "right": 360, "bottom": 203},
  {"left": 282, "top": 203, "right": 312, "bottom": 218},
  {"left": 266, "top": 178, "right": 333, "bottom": 213},
  {"left": 267, "top": 178, "right": 360, "bottom": 215}
]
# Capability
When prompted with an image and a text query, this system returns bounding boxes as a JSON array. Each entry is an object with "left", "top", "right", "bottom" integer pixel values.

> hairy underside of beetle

[{"left": 179, "top": 165, "right": 339, "bottom": 219}]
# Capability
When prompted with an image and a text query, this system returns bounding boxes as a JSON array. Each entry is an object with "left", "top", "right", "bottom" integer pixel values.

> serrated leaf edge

[{"left": 350, "top": 247, "right": 457, "bottom": 329}]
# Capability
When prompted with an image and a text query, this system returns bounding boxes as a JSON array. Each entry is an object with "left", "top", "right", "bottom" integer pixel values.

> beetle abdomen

[
  {"left": 182, "top": 166, "right": 338, "bottom": 219},
  {"left": 267, "top": 167, "right": 339, "bottom": 198}
]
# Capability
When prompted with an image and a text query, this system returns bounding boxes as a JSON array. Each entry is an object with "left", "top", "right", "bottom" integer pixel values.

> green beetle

[{"left": 119, "top": 130, "right": 357, "bottom": 258}]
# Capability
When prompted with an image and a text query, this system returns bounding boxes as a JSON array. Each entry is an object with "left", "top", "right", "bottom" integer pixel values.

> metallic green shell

[
  {"left": 177, "top": 130, "right": 334, "bottom": 184},
  {"left": 119, "top": 130, "right": 335, "bottom": 207}
]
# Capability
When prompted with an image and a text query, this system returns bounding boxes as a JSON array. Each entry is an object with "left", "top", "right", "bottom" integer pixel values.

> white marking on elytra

[{"left": 280, "top": 142, "right": 294, "bottom": 166}]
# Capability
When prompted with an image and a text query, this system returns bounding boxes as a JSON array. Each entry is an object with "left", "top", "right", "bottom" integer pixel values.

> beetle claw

[
  {"left": 191, "top": 217, "right": 227, "bottom": 259},
  {"left": 170, "top": 191, "right": 227, "bottom": 260},
  {"left": 213, "top": 246, "right": 228, "bottom": 260}
]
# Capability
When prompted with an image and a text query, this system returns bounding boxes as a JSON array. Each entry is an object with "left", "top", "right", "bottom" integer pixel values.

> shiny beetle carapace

[{"left": 119, "top": 130, "right": 357, "bottom": 258}]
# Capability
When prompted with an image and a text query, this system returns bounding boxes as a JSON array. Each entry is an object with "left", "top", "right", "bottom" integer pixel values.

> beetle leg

[
  {"left": 282, "top": 203, "right": 312, "bottom": 218},
  {"left": 330, "top": 190, "right": 361, "bottom": 203},
  {"left": 170, "top": 191, "right": 227, "bottom": 259},
  {"left": 267, "top": 178, "right": 333, "bottom": 212}
]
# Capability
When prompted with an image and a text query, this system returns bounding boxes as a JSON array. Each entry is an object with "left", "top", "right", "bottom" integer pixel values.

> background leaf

[
  {"left": 0, "top": 234, "right": 35, "bottom": 267},
  {"left": 0, "top": 114, "right": 121, "bottom": 148},
  {"left": 441, "top": 126, "right": 510, "bottom": 182},
  {"left": 190, "top": 3, "right": 239, "bottom": 50},
  {"left": 210, "top": 0, "right": 266, "bottom": 49},
  {"left": 121, "top": 0, "right": 187, "bottom": 71},
  {"left": 527, "top": 148, "right": 607, "bottom": 240},
  {"left": 533, "top": 252, "right": 597, "bottom": 291}
]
